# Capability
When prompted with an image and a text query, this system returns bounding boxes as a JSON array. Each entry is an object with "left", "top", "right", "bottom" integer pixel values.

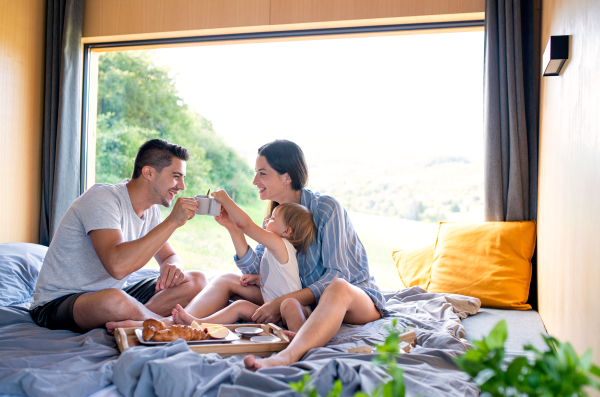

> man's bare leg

[
  {"left": 73, "top": 289, "right": 161, "bottom": 332},
  {"left": 172, "top": 300, "right": 260, "bottom": 325},
  {"left": 244, "top": 279, "right": 381, "bottom": 370},
  {"left": 145, "top": 270, "right": 207, "bottom": 316},
  {"left": 106, "top": 273, "right": 262, "bottom": 331},
  {"left": 106, "top": 270, "right": 206, "bottom": 332}
]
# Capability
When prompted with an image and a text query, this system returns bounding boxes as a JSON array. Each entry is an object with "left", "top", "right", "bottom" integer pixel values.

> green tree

[{"left": 95, "top": 51, "right": 255, "bottom": 202}]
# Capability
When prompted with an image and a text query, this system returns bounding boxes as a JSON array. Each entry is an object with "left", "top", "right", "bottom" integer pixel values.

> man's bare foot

[
  {"left": 171, "top": 304, "right": 195, "bottom": 325},
  {"left": 243, "top": 354, "right": 292, "bottom": 371},
  {"left": 105, "top": 317, "right": 174, "bottom": 334},
  {"left": 106, "top": 319, "right": 143, "bottom": 334},
  {"left": 284, "top": 330, "right": 297, "bottom": 341}
]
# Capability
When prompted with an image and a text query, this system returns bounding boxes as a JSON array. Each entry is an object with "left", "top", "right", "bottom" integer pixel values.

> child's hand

[
  {"left": 214, "top": 207, "right": 235, "bottom": 230},
  {"left": 240, "top": 274, "right": 260, "bottom": 287},
  {"left": 211, "top": 190, "right": 232, "bottom": 205}
]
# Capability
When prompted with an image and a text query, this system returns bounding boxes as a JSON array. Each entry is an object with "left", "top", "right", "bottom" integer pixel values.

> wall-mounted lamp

[{"left": 543, "top": 35, "right": 569, "bottom": 76}]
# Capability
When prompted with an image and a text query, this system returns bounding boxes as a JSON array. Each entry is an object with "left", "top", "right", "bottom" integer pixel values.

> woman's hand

[
  {"left": 240, "top": 274, "right": 260, "bottom": 287},
  {"left": 251, "top": 299, "right": 282, "bottom": 324}
]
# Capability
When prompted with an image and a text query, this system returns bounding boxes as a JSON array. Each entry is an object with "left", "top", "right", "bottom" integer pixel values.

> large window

[{"left": 85, "top": 28, "right": 484, "bottom": 290}]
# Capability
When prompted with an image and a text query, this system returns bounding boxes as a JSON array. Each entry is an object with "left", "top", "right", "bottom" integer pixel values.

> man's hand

[
  {"left": 155, "top": 263, "right": 185, "bottom": 292},
  {"left": 166, "top": 197, "right": 198, "bottom": 228},
  {"left": 251, "top": 299, "right": 282, "bottom": 324},
  {"left": 240, "top": 274, "right": 260, "bottom": 287}
]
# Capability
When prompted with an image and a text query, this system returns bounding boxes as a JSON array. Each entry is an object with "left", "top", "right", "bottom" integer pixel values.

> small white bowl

[
  {"left": 234, "top": 327, "right": 263, "bottom": 337},
  {"left": 250, "top": 335, "right": 280, "bottom": 343}
]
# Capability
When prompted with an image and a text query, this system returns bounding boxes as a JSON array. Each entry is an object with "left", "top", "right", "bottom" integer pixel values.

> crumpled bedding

[{"left": 0, "top": 287, "right": 481, "bottom": 397}]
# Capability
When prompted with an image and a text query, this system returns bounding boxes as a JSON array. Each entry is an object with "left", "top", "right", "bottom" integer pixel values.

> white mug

[{"left": 194, "top": 195, "right": 222, "bottom": 216}]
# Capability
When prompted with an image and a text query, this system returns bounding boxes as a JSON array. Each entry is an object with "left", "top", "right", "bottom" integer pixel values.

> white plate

[
  {"left": 250, "top": 335, "right": 281, "bottom": 343},
  {"left": 234, "top": 327, "right": 263, "bottom": 336},
  {"left": 135, "top": 328, "right": 239, "bottom": 345}
]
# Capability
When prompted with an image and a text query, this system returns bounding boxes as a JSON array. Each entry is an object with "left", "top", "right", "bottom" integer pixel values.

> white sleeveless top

[{"left": 259, "top": 239, "right": 303, "bottom": 304}]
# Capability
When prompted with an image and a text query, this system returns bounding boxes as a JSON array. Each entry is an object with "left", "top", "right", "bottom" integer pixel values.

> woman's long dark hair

[{"left": 257, "top": 140, "right": 308, "bottom": 220}]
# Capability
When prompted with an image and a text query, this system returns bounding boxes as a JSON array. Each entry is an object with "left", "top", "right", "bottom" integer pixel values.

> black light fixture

[{"left": 543, "top": 35, "right": 569, "bottom": 76}]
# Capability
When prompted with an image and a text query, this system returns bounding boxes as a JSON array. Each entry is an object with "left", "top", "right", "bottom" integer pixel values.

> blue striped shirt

[{"left": 235, "top": 189, "right": 386, "bottom": 314}]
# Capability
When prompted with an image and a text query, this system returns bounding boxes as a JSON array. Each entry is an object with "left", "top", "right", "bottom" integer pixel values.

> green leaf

[
  {"left": 505, "top": 356, "right": 529, "bottom": 382},
  {"left": 289, "top": 373, "right": 312, "bottom": 395},
  {"left": 326, "top": 380, "right": 343, "bottom": 397},
  {"left": 472, "top": 368, "right": 496, "bottom": 386},
  {"left": 382, "top": 382, "right": 393, "bottom": 397},
  {"left": 484, "top": 320, "right": 507, "bottom": 350},
  {"left": 580, "top": 349, "right": 593, "bottom": 371}
]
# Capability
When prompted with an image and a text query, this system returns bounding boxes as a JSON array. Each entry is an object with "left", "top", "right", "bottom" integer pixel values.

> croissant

[
  {"left": 143, "top": 318, "right": 167, "bottom": 331},
  {"left": 142, "top": 320, "right": 208, "bottom": 342}
]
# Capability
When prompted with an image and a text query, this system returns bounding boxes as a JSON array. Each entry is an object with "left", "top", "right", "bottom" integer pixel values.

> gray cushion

[
  {"left": 0, "top": 242, "right": 48, "bottom": 307},
  {"left": 462, "top": 308, "right": 548, "bottom": 360}
]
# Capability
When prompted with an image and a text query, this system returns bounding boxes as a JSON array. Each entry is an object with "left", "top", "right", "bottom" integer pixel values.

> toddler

[{"left": 172, "top": 190, "right": 316, "bottom": 335}]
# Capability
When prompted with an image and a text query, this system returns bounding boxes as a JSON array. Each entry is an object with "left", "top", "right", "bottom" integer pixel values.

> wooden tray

[{"left": 115, "top": 323, "right": 290, "bottom": 357}]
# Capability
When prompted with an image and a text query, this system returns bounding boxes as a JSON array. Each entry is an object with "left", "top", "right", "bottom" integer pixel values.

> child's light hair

[{"left": 275, "top": 203, "right": 316, "bottom": 254}]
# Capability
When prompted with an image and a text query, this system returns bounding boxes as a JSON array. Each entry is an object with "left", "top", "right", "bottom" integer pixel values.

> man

[{"left": 30, "top": 139, "right": 207, "bottom": 333}]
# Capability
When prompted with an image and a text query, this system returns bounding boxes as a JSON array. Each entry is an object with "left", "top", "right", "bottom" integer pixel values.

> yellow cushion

[
  {"left": 392, "top": 244, "right": 435, "bottom": 289},
  {"left": 428, "top": 221, "right": 536, "bottom": 310}
]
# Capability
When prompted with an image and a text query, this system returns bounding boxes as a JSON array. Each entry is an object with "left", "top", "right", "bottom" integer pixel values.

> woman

[{"left": 190, "top": 139, "right": 385, "bottom": 369}]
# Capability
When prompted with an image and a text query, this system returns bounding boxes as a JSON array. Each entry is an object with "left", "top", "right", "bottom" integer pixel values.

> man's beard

[{"left": 154, "top": 183, "right": 173, "bottom": 207}]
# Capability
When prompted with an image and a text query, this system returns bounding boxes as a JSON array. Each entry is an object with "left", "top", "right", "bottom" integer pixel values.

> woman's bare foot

[
  {"left": 284, "top": 330, "right": 297, "bottom": 341},
  {"left": 171, "top": 304, "right": 195, "bottom": 325},
  {"left": 243, "top": 354, "right": 292, "bottom": 371}
]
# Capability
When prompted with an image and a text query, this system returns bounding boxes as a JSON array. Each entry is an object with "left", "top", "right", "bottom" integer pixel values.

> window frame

[{"left": 80, "top": 20, "right": 484, "bottom": 193}]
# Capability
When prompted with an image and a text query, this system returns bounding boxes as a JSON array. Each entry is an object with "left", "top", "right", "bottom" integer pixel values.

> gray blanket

[{"left": 0, "top": 287, "right": 480, "bottom": 397}]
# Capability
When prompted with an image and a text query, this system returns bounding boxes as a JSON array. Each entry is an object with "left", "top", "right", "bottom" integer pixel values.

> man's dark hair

[{"left": 132, "top": 139, "right": 190, "bottom": 179}]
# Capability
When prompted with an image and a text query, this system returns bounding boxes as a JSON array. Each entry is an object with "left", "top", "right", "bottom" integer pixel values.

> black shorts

[{"left": 29, "top": 277, "right": 158, "bottom": 333}]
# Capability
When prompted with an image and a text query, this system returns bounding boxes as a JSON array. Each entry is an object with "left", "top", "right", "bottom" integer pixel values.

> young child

[{"left": 172, "top": 190, "right": 316, "bottom": 335}]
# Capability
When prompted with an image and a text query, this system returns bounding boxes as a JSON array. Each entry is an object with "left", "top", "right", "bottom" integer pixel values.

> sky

[{"left": 151, "top": 31, "right": 485, "bottom": 174}]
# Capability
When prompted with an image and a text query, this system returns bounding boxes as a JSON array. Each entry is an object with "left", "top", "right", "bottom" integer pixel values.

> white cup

[{"left": 194, "top": 195, "right": 221, "bottom": 216}]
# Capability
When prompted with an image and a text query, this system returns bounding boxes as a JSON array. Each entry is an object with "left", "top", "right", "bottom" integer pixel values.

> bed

[{"left": 0, "top": 242, "right": 547, "bottom": 397}]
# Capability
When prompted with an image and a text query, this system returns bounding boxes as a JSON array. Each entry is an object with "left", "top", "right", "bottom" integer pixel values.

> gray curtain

[
  {"left": 40, "top": 0, "right": 85, "bottom": 246},
  {"left": 484, "top": 0, "right": 538, "bottom": 222},
  {"left": 484, "top": 0, "right": 539, "bottom": 309}
]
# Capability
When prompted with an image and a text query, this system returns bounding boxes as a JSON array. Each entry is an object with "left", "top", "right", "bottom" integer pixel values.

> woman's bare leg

[
  {"left": 244, "top": 279, "right": 381, "bottom": 370},
  {"left": 172, "top": 300, "right": 260, "bottom": 325}
]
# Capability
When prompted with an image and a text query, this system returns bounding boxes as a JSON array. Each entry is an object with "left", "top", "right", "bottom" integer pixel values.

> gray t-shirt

[{"left": 31, "top": 181, "right": 162, "bottom": 309}]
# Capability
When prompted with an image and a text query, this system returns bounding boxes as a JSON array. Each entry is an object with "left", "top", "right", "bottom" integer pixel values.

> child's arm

[
  {"left": 212, "top": 190, "right": 288, "bottom": 264},
  {"left": 215, "top": 207, "right": 249, "bottom": 259}
]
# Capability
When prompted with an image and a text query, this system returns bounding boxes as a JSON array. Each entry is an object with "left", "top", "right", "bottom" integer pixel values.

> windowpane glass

[{"left": 91, "top": 31, "right": 484, "bottom": 290}]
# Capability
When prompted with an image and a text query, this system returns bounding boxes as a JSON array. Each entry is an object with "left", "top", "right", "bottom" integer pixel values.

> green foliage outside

[
  {"left": 93, "top": 50, "right": 440, "bottom": 289},
  {"left": 317, "top": 158, "right": 483, "bottom": 224},
  {"left": 95, "top": 51, "right": 257, "bottom": 203},
  {"left": 455, "top": 320, "right": 600, "bottom": 397}
]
